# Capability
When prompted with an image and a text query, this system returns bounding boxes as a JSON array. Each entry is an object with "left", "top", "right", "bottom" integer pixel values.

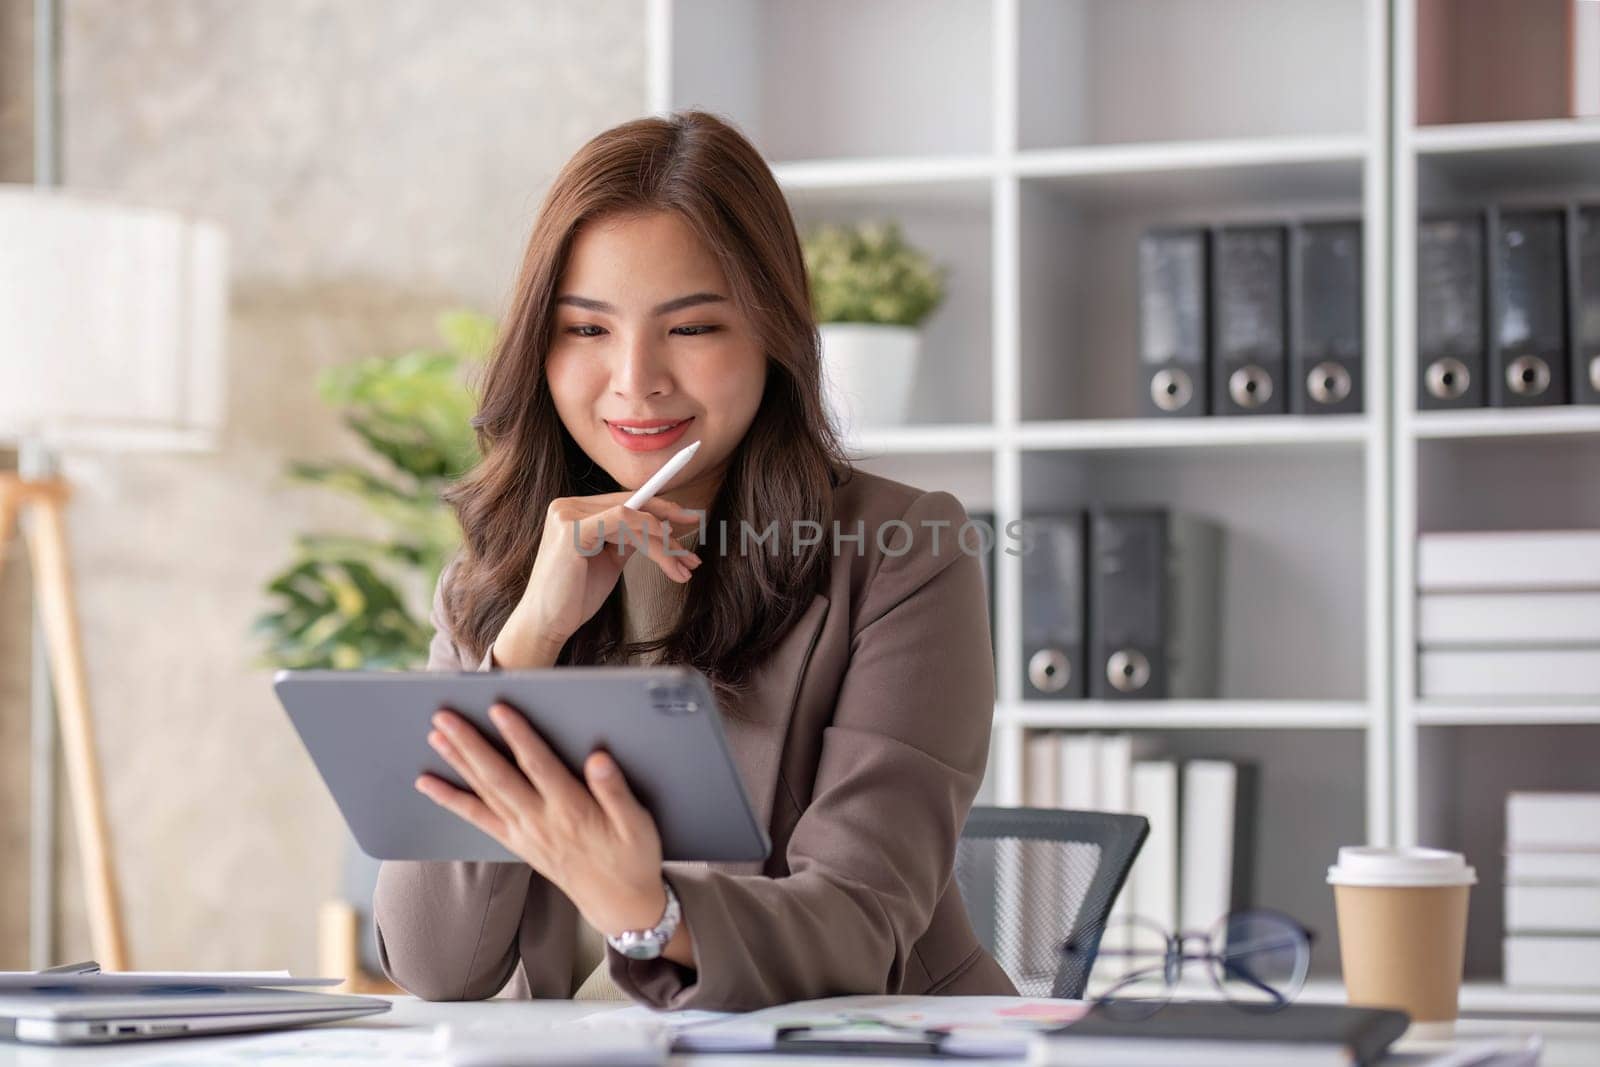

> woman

[{"left": 373, "top": 110, "right": 1013, "bottom": 1012}]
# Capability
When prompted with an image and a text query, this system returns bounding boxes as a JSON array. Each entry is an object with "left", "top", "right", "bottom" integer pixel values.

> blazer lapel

[{"left": 708, "top": 591, "right": 829, "bottom": 875}]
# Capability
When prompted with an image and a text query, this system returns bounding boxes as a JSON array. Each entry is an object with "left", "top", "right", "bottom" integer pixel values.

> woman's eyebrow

[{"left": 555, "top": 292, "right": 728, "bottom": 316}]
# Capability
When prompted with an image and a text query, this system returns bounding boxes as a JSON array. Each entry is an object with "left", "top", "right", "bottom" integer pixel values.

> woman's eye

[
  {"left": 567, "top": 325, "right": 606, "bottom": 338},
  {"left": 671, "top": 324, "right": 720, "bottom": 337}
]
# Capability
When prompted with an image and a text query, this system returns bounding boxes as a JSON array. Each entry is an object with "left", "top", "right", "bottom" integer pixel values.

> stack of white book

[
  {"left": 1023, "top": 732, "right": 1254, "bottom": 969},
  {"left": 1504, "top": 792, "right": 1600, "bottom": 989},
  {"left": 1417, "top": 530, "right": 1600, "bottom": 700}
]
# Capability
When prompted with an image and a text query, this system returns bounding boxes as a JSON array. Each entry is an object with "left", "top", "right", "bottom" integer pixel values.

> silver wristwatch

[{"left": 605, "top": 879, "right": 682, "bottom": 960}]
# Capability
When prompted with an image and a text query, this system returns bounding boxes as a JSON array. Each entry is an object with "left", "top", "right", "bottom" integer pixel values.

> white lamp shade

[{"left": 0, "top": 186, "right": 229, "bottom": 453}]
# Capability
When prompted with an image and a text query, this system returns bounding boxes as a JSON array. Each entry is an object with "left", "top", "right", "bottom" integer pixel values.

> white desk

[{"left": 0, "top": 997, "right": 1596, "bottom": 1065}]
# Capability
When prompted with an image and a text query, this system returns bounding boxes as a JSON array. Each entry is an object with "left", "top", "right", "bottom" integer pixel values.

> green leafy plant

[
  {"left": 802, "top": 220, "right": 947, "bottom": 328},
  {"left": 251, "top": 310, "right": 495, "bottom": 671}
]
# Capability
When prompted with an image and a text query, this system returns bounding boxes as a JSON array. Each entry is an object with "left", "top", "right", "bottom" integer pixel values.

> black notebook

[{"left": 1040, "top": 1001, "right": 1411, "bottom": 1066}]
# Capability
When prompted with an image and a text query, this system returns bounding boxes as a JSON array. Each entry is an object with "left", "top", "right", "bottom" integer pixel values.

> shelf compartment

[
  {"left": 1016, "top": 0, "right": 1370, "bottom": 150},
  {"left": 1002, "top": 701, "right": 1371, "bottom": 730},
  {"left": 1015, "top": 163, "right": 1364, "bottom": 422},
  {"left": 1020, "top": 448, "right": 1369, "bottom": 702},
  {"left": 1417, "top": 723, "right": 1600, "bottom": 983},
  {"left": 666, "top": 0, "right": 993, "bottom": 163},
  {"left": 786, "top": 180, "right": 993, "bottom": 426},
  {"left": 1016, "top": 725, "right": 1367, "bottom": 979}
]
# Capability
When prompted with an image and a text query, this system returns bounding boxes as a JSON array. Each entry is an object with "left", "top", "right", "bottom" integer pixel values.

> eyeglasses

[{"left": 1062, "top": 908, "right": 1316, "bottom": 1019}]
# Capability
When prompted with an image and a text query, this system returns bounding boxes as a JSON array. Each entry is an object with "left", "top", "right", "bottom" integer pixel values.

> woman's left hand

[{"left": 416, "top": 703, "right": 670, "bottom": 939}]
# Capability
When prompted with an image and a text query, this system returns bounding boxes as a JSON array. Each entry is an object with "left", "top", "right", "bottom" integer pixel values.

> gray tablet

[{"left": 274, "top": 665, "right": 770, "bottom": 863}]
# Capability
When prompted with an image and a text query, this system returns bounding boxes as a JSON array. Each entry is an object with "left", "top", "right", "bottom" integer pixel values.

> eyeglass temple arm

[{"left": 1217, "top": 956, "right": 1288, "bottom": 1003}]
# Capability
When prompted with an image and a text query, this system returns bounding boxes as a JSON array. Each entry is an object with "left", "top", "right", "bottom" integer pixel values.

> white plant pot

[{"left": 818, "top": 322, "right": 921, "bottom": 437}]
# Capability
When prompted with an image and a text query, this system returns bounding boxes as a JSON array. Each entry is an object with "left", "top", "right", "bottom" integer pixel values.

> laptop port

[
  {"left": 117, "top": 1025, "right": 137, "bottom": 1034},
  {"left": 88, "top": 1024, "right": 107, "bottom": 1035}
]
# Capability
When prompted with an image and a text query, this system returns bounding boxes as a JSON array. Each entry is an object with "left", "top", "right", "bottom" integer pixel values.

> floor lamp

[{"left": 0, "top": 186, "right": 229, "bottom": 970}]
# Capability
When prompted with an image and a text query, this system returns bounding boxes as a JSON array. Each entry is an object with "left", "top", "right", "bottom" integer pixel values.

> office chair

[{"left": 954, "top": 805, "right": 1149, "bottom": 999}]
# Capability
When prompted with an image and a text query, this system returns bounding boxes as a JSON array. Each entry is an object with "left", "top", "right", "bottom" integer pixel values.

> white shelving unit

[
  {"left": 651, "top": 0, "right": 1390, "bottom": 985},
  {"left": 652, "top": 0, "right": 1600, "bottom": 1015},
  {"left": 1392, "top": 0, "right": 1600, "bottom": 1012}
]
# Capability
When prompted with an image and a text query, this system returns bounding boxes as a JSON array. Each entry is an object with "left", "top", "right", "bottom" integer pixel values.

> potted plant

[
  {"left": 252, "top": 310, "right": 494, "bottom": 671},
  {"left": 803, "top": 220, "right": 946, "bottom": 435}
]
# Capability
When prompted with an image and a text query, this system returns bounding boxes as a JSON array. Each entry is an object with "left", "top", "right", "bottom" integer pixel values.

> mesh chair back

[{"left": 954, "top": 805, "right": 1149, "bottom": 999}]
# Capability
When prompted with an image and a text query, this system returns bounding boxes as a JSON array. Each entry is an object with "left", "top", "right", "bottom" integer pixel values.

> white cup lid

[{"left": 1327, "top": 846, "right": 1477, "bottom": 888}]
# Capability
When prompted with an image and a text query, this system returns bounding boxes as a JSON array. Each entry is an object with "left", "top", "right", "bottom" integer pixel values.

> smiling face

[{"left": 545, "top": 210, "right": 768, "bottom": 511}]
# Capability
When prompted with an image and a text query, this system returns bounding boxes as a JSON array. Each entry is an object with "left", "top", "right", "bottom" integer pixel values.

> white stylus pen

[{"left": 624, "top": 439, "right": 701, "bottom": 510}]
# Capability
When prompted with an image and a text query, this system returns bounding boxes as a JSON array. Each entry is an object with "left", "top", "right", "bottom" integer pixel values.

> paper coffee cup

[{"left": 1327, "top": 847, "right": 1475, "bottom": 1031}]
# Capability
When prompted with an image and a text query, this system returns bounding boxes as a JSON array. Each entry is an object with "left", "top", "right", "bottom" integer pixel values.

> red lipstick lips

[{"left": 606, "top": 417, "right": 694, "bottom": 452}]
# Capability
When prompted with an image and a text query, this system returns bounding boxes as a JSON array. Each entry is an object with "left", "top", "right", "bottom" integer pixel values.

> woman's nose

[{"left": 610, "top": 332, "right": 673, "bottom": 399}]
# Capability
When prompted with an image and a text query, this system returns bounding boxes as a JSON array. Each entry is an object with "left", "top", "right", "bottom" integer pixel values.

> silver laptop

[{"left": 0, "top": 987, "right": 390, "bottom": 1045}]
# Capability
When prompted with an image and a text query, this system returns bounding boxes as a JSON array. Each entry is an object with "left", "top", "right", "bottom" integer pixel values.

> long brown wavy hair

[{"left": 441, "top": 110, "right": 851, "bottom": 705}]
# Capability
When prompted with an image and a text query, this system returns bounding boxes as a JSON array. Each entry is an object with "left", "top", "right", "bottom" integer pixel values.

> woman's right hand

[{"left": 511, "top": 493, "right": 705, "bottom": 653}]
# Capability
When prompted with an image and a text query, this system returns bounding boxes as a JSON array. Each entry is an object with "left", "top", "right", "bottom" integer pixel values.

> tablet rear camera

[{"left": 647, "top": 682, "right": 699, "bottom": 716}]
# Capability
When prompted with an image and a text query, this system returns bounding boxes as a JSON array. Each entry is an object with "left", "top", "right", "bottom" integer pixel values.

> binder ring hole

[
  {"left": 1506, "top": 355, "right": 1551, "bottom": 397},
  {"left": 1307, "top": 361, "right": 1352, "bottom": 405},
  {"left": 1228, "top": 366, "right": 1273, "bottom": 409},
  {"left": 1150, "top": 368, "right": 1194, "bottom": 412},
  {"left": 1028, "top": 649, "right": 1071, "bottom": 693},
  {"left": 1106, "top": 649, "right": 1151, "bottom": 693},
  {"left": 1425, "top": 357, "right": 1470, "bottom": 400}
]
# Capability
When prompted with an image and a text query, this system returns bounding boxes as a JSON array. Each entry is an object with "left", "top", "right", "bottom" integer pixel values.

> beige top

[{"left": 571, "top": 530, "right": 697, "bottom": 1000}]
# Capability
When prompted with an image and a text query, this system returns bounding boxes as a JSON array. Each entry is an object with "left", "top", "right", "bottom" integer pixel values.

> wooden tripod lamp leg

[
  {"left": 21, "top": 478, "right": 129, "bottom": 971},
  {"left": 0, "top": 473, "right": 21, "bottom": 587}
]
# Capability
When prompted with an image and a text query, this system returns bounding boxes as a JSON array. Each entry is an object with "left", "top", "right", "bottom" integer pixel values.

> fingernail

[
  {"left": 590, "top": 755, "right": 616, "bottom": 779},
  {"left": 489, "top": 705, "right": 507, "bottom": 723},
  {"left": 431, "top": 713, "right": 449, "bottom": 730}
]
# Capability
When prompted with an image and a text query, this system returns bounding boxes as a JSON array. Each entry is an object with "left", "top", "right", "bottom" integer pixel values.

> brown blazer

[{"left": 372, "top": 468, "right": 1017, "bottom": 1010}]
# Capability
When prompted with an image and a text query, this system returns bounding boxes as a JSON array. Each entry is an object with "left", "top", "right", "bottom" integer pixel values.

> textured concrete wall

[
  {"left": 0, "top": 0, "right": 29, "bottom": 183},
  {"left": 0, "top": 0, "right": 36, "bottom": 972},
  {"left": 0, "top": 0, "right": 644, "bottom": 971}
]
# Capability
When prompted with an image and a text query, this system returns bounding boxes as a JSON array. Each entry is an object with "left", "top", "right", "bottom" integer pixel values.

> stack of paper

[
  {"left": 1504, "top": 792, "right": 1600, "bottom": 989},
  {"left": 1417, "top": 530, "right": 1600, "bottom": 699}
]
